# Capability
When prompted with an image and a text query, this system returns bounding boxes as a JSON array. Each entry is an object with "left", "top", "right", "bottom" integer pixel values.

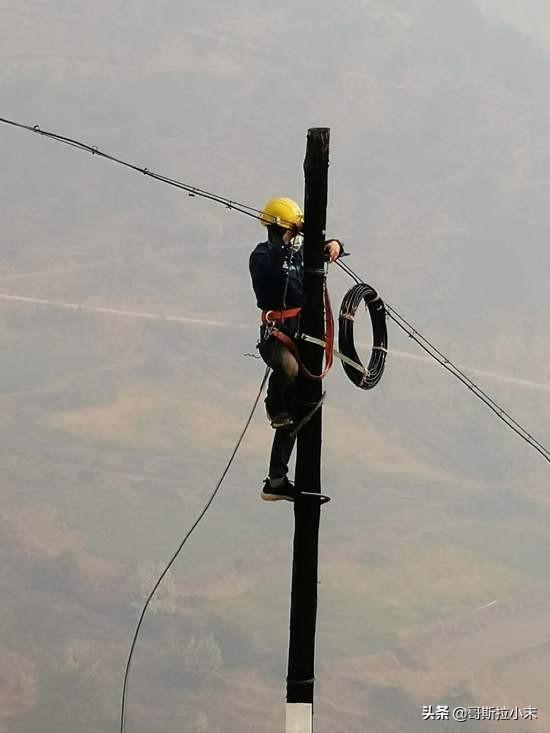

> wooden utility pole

[{"left": 285, "top": 128, "right": 330, "bottom": 733}]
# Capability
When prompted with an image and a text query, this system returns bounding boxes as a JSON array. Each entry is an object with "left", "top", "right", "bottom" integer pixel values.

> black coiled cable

[{"left": 338, "top": 283, "right": 387, "bottom": 389}]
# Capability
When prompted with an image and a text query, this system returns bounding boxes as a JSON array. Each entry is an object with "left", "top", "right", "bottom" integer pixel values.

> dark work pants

[{"left": 258, "top": 333, "right": 299, "bottom": 479}]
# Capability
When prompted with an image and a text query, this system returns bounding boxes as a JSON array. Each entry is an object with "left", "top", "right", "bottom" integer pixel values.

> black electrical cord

[
  {"left": 0, "top": 117, "right": 299, "bottom": 229},
  {"left": 120, "top": 366, "right": 270, "bottom": 733},
  {"left": 338, "top": 283, "right": 388, "bottom": 389}
]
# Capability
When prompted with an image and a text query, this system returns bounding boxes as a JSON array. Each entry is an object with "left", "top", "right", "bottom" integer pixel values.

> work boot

[
  {"left": 261, "top": 476, "right": 297, "bottom": 502},
  {"left": 270, "top": 412, "right": 294, "bottom": 429}
]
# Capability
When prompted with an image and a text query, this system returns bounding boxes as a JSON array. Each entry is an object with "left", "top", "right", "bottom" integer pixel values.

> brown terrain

[{"left": 1, "top": 0, "right": 550, "bottom": 731}]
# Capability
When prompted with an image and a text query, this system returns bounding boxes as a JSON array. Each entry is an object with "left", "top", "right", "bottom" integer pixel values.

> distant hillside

[
  {"left": 1, "top": 0, "right": 550, "bottom": 731},
  {"left": 478, "top": 0, "right": 550, "bottom": 49}
]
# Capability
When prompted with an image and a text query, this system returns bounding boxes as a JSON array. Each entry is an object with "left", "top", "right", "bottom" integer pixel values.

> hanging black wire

[{"left": 120, "top": 367, "right": 270, "bottom": 733}]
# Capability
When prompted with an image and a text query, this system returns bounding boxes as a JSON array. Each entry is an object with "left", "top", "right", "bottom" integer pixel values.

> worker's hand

[{"left": 324, "top": 240, "right": 341, "bottom": 262}]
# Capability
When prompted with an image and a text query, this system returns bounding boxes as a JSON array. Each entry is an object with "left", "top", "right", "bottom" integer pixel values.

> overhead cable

[
  {"left": 0, "top": 116, "right": 295, "bottom": 229},
  {"left": 2, "top": 116, "right": 548, "bottom": 465},
  {"left": 335, "top": 259, "right": 550, "bottom": 465}
]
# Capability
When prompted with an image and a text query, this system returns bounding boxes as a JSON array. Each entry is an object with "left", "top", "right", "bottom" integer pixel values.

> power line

[
  {"left": 336, "top": 258, "right": 550, "bottom": 465},
  {"left": 120, "top": 366, "right": 269, "bottom": 733},
  {"left": 0, "top": 116, "right": 297, "bottom": 228},
  {"left": 2, "top": 116, "right": 548, "bottom": 464}
]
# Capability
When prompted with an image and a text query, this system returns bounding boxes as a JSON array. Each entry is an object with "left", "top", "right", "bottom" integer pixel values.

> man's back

[{"left": 249, "top": 239, "right": 304, "bottom": 311}]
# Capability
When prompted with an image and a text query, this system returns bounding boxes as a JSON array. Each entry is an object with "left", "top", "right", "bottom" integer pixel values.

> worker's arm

[{"left": 249, "top": 246, "right": 287, "bottom": 309}]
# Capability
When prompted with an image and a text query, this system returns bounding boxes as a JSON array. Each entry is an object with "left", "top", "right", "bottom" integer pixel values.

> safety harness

[
  {"left": 261, "top": 281, "right": 335, "bottom": 381},
  {"left": 261, "top": 306, "right": 302, "bottom": 325}
]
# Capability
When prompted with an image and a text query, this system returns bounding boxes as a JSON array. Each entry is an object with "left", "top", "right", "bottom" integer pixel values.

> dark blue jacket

[{"left": 249, "top": 240, "right": 304, "bottom": 311}]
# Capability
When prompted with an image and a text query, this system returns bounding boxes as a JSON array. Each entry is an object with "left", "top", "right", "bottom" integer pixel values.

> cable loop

[{"left": 338, "top": 283, "right": 387, "bottom": 390}]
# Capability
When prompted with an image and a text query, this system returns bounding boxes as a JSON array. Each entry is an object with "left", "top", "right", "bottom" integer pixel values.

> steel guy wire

[{"left": 335, "top": 259, "right": 550, "bottom": 465}]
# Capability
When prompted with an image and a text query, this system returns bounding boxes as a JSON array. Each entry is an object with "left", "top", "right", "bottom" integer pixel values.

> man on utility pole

[
  {"left": 248, "top": 128, "right": 333, "bottom": 730},
  {"left": 249, "top": 193, "right": 341, "bottom": 501}
]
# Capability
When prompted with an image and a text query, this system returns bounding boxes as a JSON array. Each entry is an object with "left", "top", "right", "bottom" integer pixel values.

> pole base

[{"left": 285, "top": 703, "right": 312, "bottom": 733}]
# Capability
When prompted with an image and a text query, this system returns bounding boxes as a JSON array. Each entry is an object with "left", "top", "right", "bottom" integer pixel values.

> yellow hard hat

[{"left": 260, "top": 197, "right": 304, "bottom": 231}]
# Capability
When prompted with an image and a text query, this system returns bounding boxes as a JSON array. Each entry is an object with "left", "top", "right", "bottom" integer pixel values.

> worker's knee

[
  {"left": 281, "top": 351, "right": 299, "bottom": 381},
  {"left": 266, "top": 339, "right": 299, "bottom": 381}
]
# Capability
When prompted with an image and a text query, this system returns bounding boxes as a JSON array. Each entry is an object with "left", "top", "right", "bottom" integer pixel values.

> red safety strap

[
  {"left": 261, "top": 306, "right": 302, "bottom": 325},
  {"left": 266, "top": 283, "right": 334, "bottom": 381}
]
